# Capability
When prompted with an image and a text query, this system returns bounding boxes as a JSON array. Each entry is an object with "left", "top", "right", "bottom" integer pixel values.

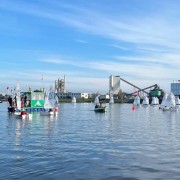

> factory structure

[
  {"left": 171, "top": 81, "right": 180, "bottom": 97},
  {"left": 55, "top": 76, "right": 66, "bottom": 93},
  {"left": 54, "top": 75, "right": 180, "bottom": 101},
  {"left": 109, "top": 75, "right": 120, "bottom": 95},
  {"left": 109, "top": 75, "right": 166, "bottom": 101},
  {"left": 55, "top": 76, "right": 88, "bottom": 99}
]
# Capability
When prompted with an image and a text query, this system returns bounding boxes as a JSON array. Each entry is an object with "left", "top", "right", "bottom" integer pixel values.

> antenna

[{"left": 41, "top": 74, "right": 44, "bottom": 92}]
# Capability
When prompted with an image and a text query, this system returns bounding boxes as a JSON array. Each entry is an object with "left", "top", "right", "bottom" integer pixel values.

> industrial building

[
  {"left": 171, "top": 81, "right": 180, "bottom": 97},
  {"left": 57, "top": 92, "right": 88, "bottom": 99},
  {"left": 55, "top": 77, "right": 66, "bottom": 93}
]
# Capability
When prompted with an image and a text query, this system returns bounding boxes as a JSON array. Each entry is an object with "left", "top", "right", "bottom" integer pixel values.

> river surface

[{"left": 1, "top": 102, "right": 180, "bottom": 180}]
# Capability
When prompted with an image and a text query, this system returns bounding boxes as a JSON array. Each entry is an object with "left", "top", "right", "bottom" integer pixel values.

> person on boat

[
  {"left": 49, "top": 108, "right": 53, "bottom": 112},
  {"left": 21, "top": 108, "right": 27, "bottom": 115},
  {"left": 14, "top": 95, "right": 17, "bottom": 107},
  {"left": 8, "top": 96, "right": 13, "bottom": 107},
  {"left": 24, "top": 95, "right": 27, "bottom": 107},
  {"left": 99, "top": 103, "right": 103, "bottom": 108},
  {"left": 95, "top": 103, "right": 101, "bottom": 109},
  {"left": 21, "top": 96, "right": 25, "bottom": 107}
]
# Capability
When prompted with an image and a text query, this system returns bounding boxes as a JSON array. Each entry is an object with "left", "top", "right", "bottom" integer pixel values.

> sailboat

[
  {"left": 14, "top": 82, "right": 22, "bottom": 116},
  {"left": 162, "top": 92, "right": 178, "bottom": 111},
  {"left": 71, "top": 96, "right": 76, "bottom": 103},
  {"left": 151, "top": 97, "right": 158, "bottom": 105},
  {"left": 142, "top": 96, "right": 149, "bottom": 105},
  {"left": 155, "top": 97, "right": 159, "bottom": 105},
  {"left": 160, "top": 93, "right": 168, "bottom": 109},
  {"left": 13, "top": 82, "right": 32, "bottom": 119},
  {"left": 94, "top": 95, "right": 107, "bottom": 112},
  {"left": 40, "top": 88, "right": 58, "bottom": 116},
  {"left": 175, "top": 97, "right": 180, "bottom": 105},
  {"left": 94, "top": 96, "right": 99, "bottom": 105},
  {"left": 133, "top": 95, "right": 141, "bottom": 107},
  {"left": 109, "top": 96, "right": 114, "bottom": 104}
]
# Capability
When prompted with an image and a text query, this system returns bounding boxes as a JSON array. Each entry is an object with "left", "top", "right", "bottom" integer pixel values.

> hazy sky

[{"left": 0, "top": 0, "right": 179, "bottom": 94}]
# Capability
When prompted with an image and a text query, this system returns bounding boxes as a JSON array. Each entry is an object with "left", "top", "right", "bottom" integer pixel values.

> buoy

[
  {"left": 55, "top": 107, "right": 58, "bottom": 112},
  {"left": 132, "top": 106, "right": 136, "bottom": 111}
]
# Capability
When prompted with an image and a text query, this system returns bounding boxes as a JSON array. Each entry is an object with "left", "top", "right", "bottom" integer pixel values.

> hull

[
  {"left": 14, "top": 113, "right": 32, "bottom": 119},
  {"left": 162, "top": 107, "right": 178, "bottom": 112},
  {"left": 8, "top": 107, "right": 45, "bottom": 113},
  {"left": 40, "top": 111, "right": 54, "bottom": 116},
  {"left": 94, "top": 107, "right": 107, "bottom": 112}
]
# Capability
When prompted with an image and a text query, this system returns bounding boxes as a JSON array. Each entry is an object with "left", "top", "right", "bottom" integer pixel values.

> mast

[{"left": 64, "top": 75, "right": 66, "bottom": 93}]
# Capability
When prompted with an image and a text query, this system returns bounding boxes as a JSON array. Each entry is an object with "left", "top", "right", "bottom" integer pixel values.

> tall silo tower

[{"left": 109, "top": 75, "right": 120, "bottom": 95}]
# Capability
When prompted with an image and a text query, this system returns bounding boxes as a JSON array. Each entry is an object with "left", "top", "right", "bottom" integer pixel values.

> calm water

[{"left": 1, "top": 102, "right": 180, "bottom": 180}]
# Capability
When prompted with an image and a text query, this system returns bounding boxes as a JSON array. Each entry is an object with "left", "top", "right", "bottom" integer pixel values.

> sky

[{"left": 0, "top": 0, "right": 180, "bottom": 94}]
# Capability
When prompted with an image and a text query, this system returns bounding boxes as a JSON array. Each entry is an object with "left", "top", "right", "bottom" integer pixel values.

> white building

[
  {"left": 109, "top": 75, "right": 120, "bottom": 95},
  {"left": 171, "top": 81, "right": 180, "bottom": 96},
  {"left": 57, "top": 92, "right": 89, "bottom": 99}
]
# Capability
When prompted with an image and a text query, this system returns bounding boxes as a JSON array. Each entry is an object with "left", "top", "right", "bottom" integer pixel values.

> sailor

[
  {"left": 21, "top": 108, "right": 27, "bottom": 115},
  {"left": 14, "top": 95, "right": 17, "bottom": 107},
  {"left": 95, "top": 103, "right": 100, "bottom": 109},
  {"left": 8, "top": 96, "right": 13, "bottom": 106},
  {"left": 24, "top": 95, "right": 27, "bottom": 107}
]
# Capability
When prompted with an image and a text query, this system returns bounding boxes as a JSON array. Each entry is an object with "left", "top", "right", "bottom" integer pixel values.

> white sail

[
  {"left": 44, "top": 91, "right": 54, "bottom": 109},
  {"left": 151, "top": 97, "right": 156, "bottom": 105},
  {"left": 16, "top": 82, "right": 21, "bottom": 110},
  {"left": 155, "top": 97, "right": 159, "bottom": 104},
  {"left": 175, "top": 97, "right": 180, "bottom": 105},
  {"left": 72, "top": 96, "right": 76, "bottom": 103},
  {"left": 142, "top": 96, "right": 149, "bottom": 105},
  {"left": 94, "top": 96, "right": 99, "bottom": 105},
  {"left": 44, "top": 89, "right": 58, "bottom": 109},
  {"left": 109, "top": 96, "right": 114, "bottom": 104},
  {"left": 161, "top": 93, "right": 168, "bottom": 107},
  {"left": 133, "top": 95, "right": 140, "bottom": 106},
  {"left": 164, "top": 92, "right": 176, "bottom": 108}
]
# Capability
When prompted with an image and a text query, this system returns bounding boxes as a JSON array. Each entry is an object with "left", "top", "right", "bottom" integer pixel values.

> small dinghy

[{"left": 94, "top": 107, "right": 107, "bottom": 112}]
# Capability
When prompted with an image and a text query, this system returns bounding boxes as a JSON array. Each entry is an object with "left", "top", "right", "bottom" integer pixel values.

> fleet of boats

[
  {"left": 5, "top": 82, "right": 180, "bottom": 116},
  {"left": 133, "top": 92, "right": 179, "bottom": 112},
  {"left": 7, "top": 83, "right": 59, "bottom": 118}
]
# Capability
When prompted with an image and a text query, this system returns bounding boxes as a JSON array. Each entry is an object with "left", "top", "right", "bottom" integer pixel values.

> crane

[{"left": 120, "top": 77, "right": 160, "bottom": 95}]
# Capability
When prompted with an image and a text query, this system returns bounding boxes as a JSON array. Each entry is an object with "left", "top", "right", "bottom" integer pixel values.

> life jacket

[{"left": 21, "top": 110, "right": 26, "bottom": 115}]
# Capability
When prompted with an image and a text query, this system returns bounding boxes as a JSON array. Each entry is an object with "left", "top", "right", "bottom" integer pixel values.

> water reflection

[{"left": 1, "top": 103, "right": 180, "bottom": 179}]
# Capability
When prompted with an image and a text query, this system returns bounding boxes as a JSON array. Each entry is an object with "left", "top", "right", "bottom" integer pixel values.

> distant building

[
  {"left": 171, "top": 81, "right": 180, "bottom": 96},
  {"left": 57, "top": 92, "right": 88, "bottom": 99},
  {"left": 55, "top": 76, "right": 66, "bottom": 93},
  {"left": 109, "top": 75, "right": 120, "bottom": 95},
  {"left": 99, "top": 94, "right": 110, "bottom": 100}
]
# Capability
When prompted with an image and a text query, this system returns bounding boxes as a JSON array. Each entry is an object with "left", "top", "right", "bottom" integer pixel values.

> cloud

[
  {"left": 0, "top": 0, "right": 179, "bottom": 93},
  {"left": 75, "top": 39, "right": 88, "bottom": 44},
  {"left": 110, "top": 45, "right": 129, "bottom": 51},
  {"left": 1, "top": 0, "right": 180, "bottom": 50},
  {"left": 41, "top": 59, "right": 70, "bottom": 65}
]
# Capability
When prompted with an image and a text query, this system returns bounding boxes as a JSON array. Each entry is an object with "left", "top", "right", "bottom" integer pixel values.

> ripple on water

[{"left": 0, "top": 103, "right": 180, "bottom": 179}]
